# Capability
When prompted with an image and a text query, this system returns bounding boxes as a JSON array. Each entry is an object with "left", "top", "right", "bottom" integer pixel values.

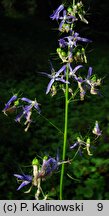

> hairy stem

[{"left": 60, "top": 65, "right": 69, "bottom": 200}]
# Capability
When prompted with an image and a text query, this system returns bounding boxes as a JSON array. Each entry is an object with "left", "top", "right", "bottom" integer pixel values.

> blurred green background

[{"left": 0, "top": 0, "right": 109, "bottom": 199}]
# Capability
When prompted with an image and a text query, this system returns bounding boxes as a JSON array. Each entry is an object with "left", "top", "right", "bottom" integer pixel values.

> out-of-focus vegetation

[{"left": 0, "top": 0, "right": 109, "bottom": 199}]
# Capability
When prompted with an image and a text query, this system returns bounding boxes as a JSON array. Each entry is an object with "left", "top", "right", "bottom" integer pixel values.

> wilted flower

[
  {"left": 67, "top": 1, "right": 88, "bottom": 24},
  {"left": 70, "top": 136, "right": 92, "bottom": 156},
  {"left": 78, "top": 81, "right": 86, "bottom": 100},
  {"left": 85, "top": 67, "right": 101, "bottom": 95},
  {"left": 14, "top": 174, "right": 32, "bottom": 191},
  {"left": 92, "top": 121, "right": 102, "bottom": 136}
]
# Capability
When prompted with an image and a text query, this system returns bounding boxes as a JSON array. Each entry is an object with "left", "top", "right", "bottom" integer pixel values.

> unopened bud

[{"left": 32, "top": 157, "right": 39, "bottom": 166}]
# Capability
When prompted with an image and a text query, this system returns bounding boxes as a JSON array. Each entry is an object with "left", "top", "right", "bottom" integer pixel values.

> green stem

[
  {"left": 60, "top": 65, "right": 69, "bottom": 200},
  {"left": 73, "top": 0, "right": 75, "bottom": 7}
]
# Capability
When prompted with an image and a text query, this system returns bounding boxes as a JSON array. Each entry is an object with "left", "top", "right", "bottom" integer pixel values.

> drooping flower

[
  {"left": 21, "top": 98, "right": 41, "bottom": 113},
  {"left": 92, "top": 121, "right": 102, "bottom": 136},
  {"left": 38, "top": 156, "right": 59, "bottom": 179},
  {"left": 14, "top": 174, "right": 32, "bottom": 191},
  {"left": 2, "top": 94, "right": 18, "bottom": 115},
  {"left": 15, "top": 98, "right": 41, "bottom": 131},
  {"left": 50, "top": 4, "right": 64, "bottom": 21}
]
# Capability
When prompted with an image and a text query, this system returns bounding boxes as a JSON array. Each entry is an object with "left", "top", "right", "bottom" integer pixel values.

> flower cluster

[
  {"left": 40, "top": 2, "right": 101, "bottom": 100},
  {"left": 3, "top": 95, "right": 41, "bottom": 131},
  {"left": 14, "top": 153, "right": 70, "bottom": 199}
]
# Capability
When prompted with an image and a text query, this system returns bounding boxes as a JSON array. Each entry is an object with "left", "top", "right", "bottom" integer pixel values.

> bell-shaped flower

[
  {"left": 2, "top": 94, "right": 18, "bottom": 115},
  {"left": 14, "top": 174, "right": 32, "bottom": 191},
  {"left": 38, "top": 156, "right": 59, "bottom": 179}
]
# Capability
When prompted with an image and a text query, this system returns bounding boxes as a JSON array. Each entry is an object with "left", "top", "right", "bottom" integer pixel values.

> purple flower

[
  {"left": 2, "top": 95, "right": 17, "bottom": 115},
  {"left": 15, "top": 98, "right": 40, "bottom": 131},
  {"left": 14, "top": 174, "right": 32, "bottom": 190},
  {"left": 21, "top": 98, "right": 41, "bottom": 114},
  {"left": 70, "top": 141, "right": 79, "bottom": 149},
  {"left": 50, "top": 4, "right": 64, "bottom": 21},
  {"left": 59, "top": 10, "right": 76, "bottom": 31},
  {"left": 69, "top": 64, "right": 83, "bottom": 78},
  {"left": 40, "top": 64, "right": 69, "bottom": 94},
  {"left": 60, "top": 33, "right": 92, "bottom": 49},
  {"left": 38, "top": 154, "right": 59, "bottom": 179}
]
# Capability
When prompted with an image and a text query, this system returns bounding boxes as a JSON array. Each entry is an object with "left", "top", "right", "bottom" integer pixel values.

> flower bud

[
  {"left": 32, "top": 157, "right": 39, "bottom": 166},
  {"left": 14, "top": 100, "right": 19, "bottom": 106},
  {"left": 67, "top": 7, "right": 72, "bottom": 13},
  {"left": 61, "top": 51, "right": 66, "bottom": 57},
  {"left": 57, "top": 48, "right": 61, "bottom": 53}
]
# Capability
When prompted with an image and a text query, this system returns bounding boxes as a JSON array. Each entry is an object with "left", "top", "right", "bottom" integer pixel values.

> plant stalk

[
  {"left": 73, "top": 0, "right": 75, "bottom": 7},
  {"left": 60, "top": 65, "right": 69, "bottom": 200}
]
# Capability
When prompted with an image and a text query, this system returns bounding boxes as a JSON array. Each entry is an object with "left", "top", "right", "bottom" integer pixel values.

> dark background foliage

[{"left": 0, "top": 0, "right": 109, "bottom": 199}]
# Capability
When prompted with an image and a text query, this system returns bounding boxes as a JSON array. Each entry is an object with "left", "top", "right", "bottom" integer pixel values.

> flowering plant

[{"left": 2, "top": 0, "right": 102, "bottom": 200}]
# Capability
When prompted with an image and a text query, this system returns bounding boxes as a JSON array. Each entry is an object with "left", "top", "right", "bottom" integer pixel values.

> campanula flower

[
  {"left": 38, "top": 151, "right": 70, "bottom": 180},
  {"left": 92, "top": 121, "right": 102, "bottom": 136},
  {"left": 59, "top": 32, "right": 91, "bottom": 49},
  {"left": 68, "top": 64, "right": 83, "bottom": 78},
  {"left": 2, "top": 94, "right": 18, "bottom": 115},
  {"left": 38, "top": 156, "right": 59, "bottom": 179},
  {"left": 50, "top": 4, "right": 64, "bottom": 21},
  {"left": 21, "top": 97, "right": 41, "bottom": 113},
  {"left": 15, "top": 98, "right": 41, "bottom": 131},
  {"left": 14, "top": 174, "right": 32, "bottom": 190},
  {"left": 40, "top": 64, "right": 69, "bottom": 94},
  {"left": 59, "top": 9, "right": 76, "bottom": 31}
]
